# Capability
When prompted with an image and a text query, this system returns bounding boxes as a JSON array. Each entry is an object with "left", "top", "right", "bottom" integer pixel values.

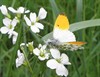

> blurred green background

[{"left": 0, "top": 0, "right": 100, "bottom": 77}]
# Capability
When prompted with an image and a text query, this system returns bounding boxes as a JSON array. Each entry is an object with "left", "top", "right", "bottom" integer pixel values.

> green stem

[
  {"left": 11, "top": 0, "right": 16, "bottom": 7},
  {"left": 22, "top": 50, "right": 33, "bottom": 74},
  {"left": 22, "top": 22, "right": 33, "bottom": 75}
]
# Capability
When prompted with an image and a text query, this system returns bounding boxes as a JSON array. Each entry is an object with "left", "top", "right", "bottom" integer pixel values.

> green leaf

[{"left": 42, "top": 19, "right": 100, "bottom": 41}]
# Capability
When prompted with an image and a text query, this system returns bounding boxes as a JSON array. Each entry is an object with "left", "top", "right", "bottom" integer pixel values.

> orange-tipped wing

[
  {"left": 54, "top": 14, "right": 69, "bottom": 30},
  {"left": 68, "top": 41, "right": 86, "bottom": 46}
]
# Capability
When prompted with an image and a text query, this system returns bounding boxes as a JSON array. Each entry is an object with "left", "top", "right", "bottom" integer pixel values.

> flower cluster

[
  {"left": 17, "top": 41, "right": 71, "bottom": 77},
  {"left": 0, "top": 5, "right": 30, "bottom": 44},
  {"left": 0, "top": 5, "right": 47, "bottom": 44},
  {"left": 24, "top": 8, "right": 47, "bottom": 33},
  {"left": 17, "top": 41, "right": 73, "bottom": 77},
  {"left": 0, "top": 5, "right": 19, "bottom": 44}
]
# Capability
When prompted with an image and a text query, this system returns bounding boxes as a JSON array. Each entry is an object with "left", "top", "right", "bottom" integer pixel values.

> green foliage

[{"left": 0, "top": 0, "right": 100, "bottom": 77}]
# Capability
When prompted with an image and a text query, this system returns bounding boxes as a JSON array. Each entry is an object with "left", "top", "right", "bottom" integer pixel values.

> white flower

[
  {"left": 0, "top": 17, "right": 18, "bottom": 44},
  {"left": 8, "top": 6, "right": 30, "bottom": 14},
  {"left": 46, "top": 48, "right": 71, "bottom": 77},
  {"left": 0, "top": 5, "right": 8, "bottom": 15},
  {"left": 33, "top": 44, "right": 49, "bottom": 61},
  {"left": 24, "top": 7, "right": 47, "bottom": 33},
  {"left": 0, "top": 17, "right": 18, "bottom": 34},
  {"left": 16, "top": 50, "right": 25, "bottom": 68}
]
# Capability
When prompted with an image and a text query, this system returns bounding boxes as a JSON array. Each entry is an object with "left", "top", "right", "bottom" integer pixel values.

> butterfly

[{"left": 46, "top": 14, "right": 86, "bottom": 51}]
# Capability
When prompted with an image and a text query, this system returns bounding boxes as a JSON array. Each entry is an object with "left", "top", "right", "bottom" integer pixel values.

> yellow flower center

[
  {"left": 56, "top": 58, "right": 61, "bottom": 63},
  {"left": 8, "top": 25, "right": 12, "bottom": 29},
  {"left": 40, "top": 51, "right": 45, "bottom": 57}
]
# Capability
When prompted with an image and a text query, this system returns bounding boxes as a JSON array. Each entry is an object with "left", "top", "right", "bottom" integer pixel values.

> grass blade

[{"left": 49, "top": 0, "right": 60, "bottom": 20}]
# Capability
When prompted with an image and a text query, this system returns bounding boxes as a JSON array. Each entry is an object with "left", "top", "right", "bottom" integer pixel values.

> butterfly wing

[
  {"left": 54, "top": 14, "right": 69, "bottom": 30},
  {"left": 67, "top": 41, "right": 86, "bottom": 46}
]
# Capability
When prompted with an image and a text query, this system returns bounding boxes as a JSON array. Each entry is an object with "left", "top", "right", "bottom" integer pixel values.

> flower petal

[
  {"left": 45, "top": 53, "right": 50, "bottom": 59},
  {"left": 35, "top": 22, "right": 44, "bottom": 29},
  {"left": 56, "top": 64, "right": 68, "bottom": 76},
  {"left": 30, "top": 26, "right": 40, "bottom": 33},
  {"left": 0, "top": 5, "right": 8, "bottom": 15},
  {"left": 3, "top": 17, "right": 11, "bottom": 26},
  {"left": 46, "top": 59, "right": 58, "bottom": 69},
  {"left": 61, "top": 53, "right": 71, "bottom": 65},
  {"left": 17, "top": 50, "right": 22, "bottom": 57},
  {"left": 38, "top": 56, "right": 46, "bottom": 61},
  {"left": 50, "top": 48, "right": 60, "bottom": 59},
  {"left": 20, "top": 43, "right": 25, "bottom": 47},
  {"left": 25, "top": 10, "right": 30, "bottom": 13},
  {"left": 17, "top": 7, "right": 25, "bottom": 13},
  {"left": 16, "top": 58, "right": 20, "bottom": 68},
  {"left": 8, "top": 30, "right": 14, "bottom": 38},
  {"left": 12, "top": 31, "right": 18, "bottom": 44},
  {"left": 30, "top": 13, "right": 36, "bottom": 23},
  {"left": 8, "top": 7, "right": 17, "bottom": 13},
  {"left": 24, "top": 15, "right": 31, "bottom": 26},
  {"left": 38, "top": 7, "right": 47, "bottom": 20},
  {"left": 33, "top": 48, "right": 40, "bottom": 56},
  {"left": 38, "top": 44, "right": 42, "bottom": 48},
  {"left": 0, "top": 27, "right": 9, "bottom": 34},
  {"left": 41, "top": 44, "right": 47, "bottom": 50},
  {"left": 11, "top": 18, "right": 18, "bottom": 27},
  {"left": 16, "top": 50, "right": 25, "bottom": 68}
]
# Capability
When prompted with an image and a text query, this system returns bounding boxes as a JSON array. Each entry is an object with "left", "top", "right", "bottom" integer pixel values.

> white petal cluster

[
  {"left": 24, "top": 7, "right": 47, "bottom": 33},
  {"left": 0, "top": 17, "right": 18, "bottom": 44},
  {"left": 0, "top": 17, "right": 18, "bottom": 34},
  {"left": 46, "top": 48, "right": 71, "bottom": 76},
  {"left": 33, "top": 44, "right": 49, "bottom": 61},
  {"left": 8, "top": 7, "right": 30, "bottom": 14},
  {"left": 0, "top": 5, "right": 47, "bottom": 45},
  {"left": 0, "top": 5, "right": 31, "bottom": 45},
  {"left": 16, "top": 50, "right": 25, "bottom": 68}
]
